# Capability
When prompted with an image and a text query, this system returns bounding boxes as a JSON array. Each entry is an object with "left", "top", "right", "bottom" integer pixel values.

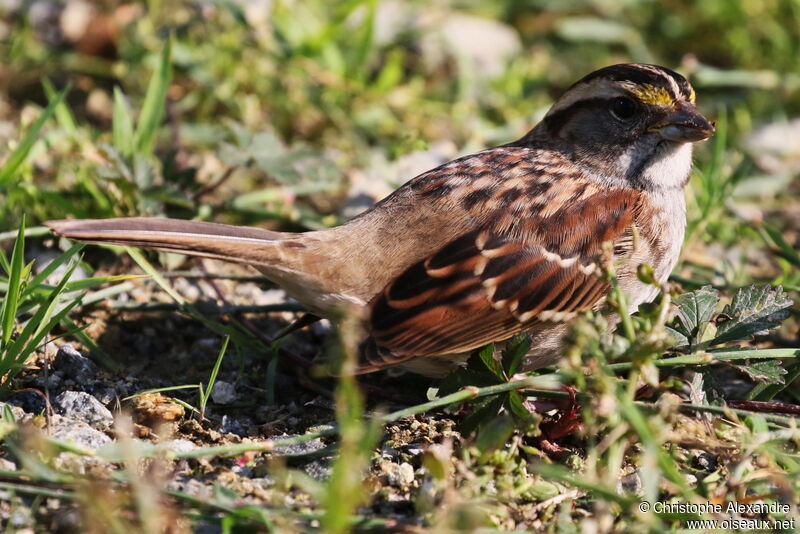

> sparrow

[{"left": 47, "top": 63, "right": 714, "bottom": 377}]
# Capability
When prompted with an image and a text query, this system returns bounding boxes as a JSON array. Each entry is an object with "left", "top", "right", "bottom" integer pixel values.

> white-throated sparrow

[{"left": 48, "top": 63, "right": 714, "bottom": 376}]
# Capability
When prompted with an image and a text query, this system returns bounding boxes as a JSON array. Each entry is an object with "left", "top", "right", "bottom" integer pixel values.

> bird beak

[{"left": 649, "top": 102, "right": 715, "bottom": 143}]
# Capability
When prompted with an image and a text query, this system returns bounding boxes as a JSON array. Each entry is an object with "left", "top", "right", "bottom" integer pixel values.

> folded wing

[{"left": 360, "top": 187, "right": 643, "bottom": 372}]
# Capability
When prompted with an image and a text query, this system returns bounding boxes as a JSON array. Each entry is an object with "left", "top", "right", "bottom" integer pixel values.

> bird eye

[{"left": 610, "top": 97, "right": 638, "bottom": 120}]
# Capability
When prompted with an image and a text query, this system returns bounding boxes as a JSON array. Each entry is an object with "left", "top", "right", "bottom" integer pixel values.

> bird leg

[{"left": 522, "top": 385, "right": 582, "bottom": 455}]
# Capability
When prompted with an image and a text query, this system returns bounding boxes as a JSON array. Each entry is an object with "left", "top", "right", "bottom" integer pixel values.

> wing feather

[{"left": 359, "top": 178, "right": 644, "bottom": 372}]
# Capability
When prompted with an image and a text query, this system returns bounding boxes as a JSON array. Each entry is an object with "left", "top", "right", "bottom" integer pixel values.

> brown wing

[{"left": 359, "top": 187, "right": 643, "bottom": 372}]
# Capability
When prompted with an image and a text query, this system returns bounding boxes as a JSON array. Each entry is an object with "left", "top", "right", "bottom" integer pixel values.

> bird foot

[{"left": 522, "top": 385, "right": 582, "bottom": 455}]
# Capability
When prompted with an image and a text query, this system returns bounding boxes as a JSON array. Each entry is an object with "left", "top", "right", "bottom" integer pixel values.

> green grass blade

[
  {"left": 125, "top": 248, "right": 185, "bottom": 305},
  {"left": 20, "top": 243, "right": 84, "bottom": 300},
  {"left": 762, "top": 222, "right": 800, "bottom": 268},
  {"left": 0, "top": 249, "right": 9, "bottom": 274},
  {"left": 28, "top": 261, "right": 81, "bottom": 344},
  {"left": 0, "top": 87, "right": 68, "bottom": 187},
  {"left": 62, "top": 274, "right": 148, "bottom": 293},
  {"left": 42, "top": 79, "right": 77, "bottom": 134},
  {"left": 133, "top": 39, "right": 172, "bottom": 155},
  {"left": 112, "top": 86, "right": 135, "bottom": 156},
  {"left": 1, "top": 218, "right": 26, "bottom": 347},
  {"left": 202, "top": 336, "right": 230, "bottom": 404},
  {"left": 0, "top": 263, "right": 83, "bottom": 386},
  {"left": 123, "top": 384, "right": 200, "bottom": 401}
]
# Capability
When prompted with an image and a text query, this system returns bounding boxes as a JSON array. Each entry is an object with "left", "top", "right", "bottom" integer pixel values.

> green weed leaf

[
  {"left": 712, "top": 285, "right": 792, "bottom": 345},
  {"left": 730, "top": 359, "right": 787, "bottom": 385},
  {"left": 667, "top": 285, "right": 719, "bottom": 348},
  {"left": 474, "top": 412, "right": 515, "bottom": 455},
  {"left": 501, "top": 334, "right": 531, "bottom": 377}
]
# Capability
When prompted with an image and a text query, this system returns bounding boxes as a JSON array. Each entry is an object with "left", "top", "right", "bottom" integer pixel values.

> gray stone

[
  {"left": 9, "top": 504, "right": 33, "bottom": 528},
  {"left": 382, "top": 461, "right": 415, "bottom": 488},
  {"left": 7, "top": 391, "right": 47, "bottom": 415},
  {"left": 372, "top": 2, "right": 521, "bottom": 80},
  {"left": 692, "top": 451, "right": 718, "bottom": 472},
  {"left": 304, "top": 459, "right": 332, "bottom": 481},
  {"left": 53, "top": 344, "right": 98, "bottom": 383},
  {"left": 210, "top": 380, "right": 237, "bottom": 405},
  {"left": 0, "top": 402, "right": 26, "bottom": 421},
  {"left": 54, "top": 391, "right": 113, "bottom": 430},
  {"left": 616, "top": 470, "right": 643, "bottom": 496},
  {"left": 161, "top": 439, "right": 196, "bottom": 454},
  {"left": 48, "top": 416, "right": 111, "bottom": 450},
  {"left": 272, "top": 436, "right": 327, "bottom": 456},
  {"left": 219, "top": 415, "right": 247, "bottom": 437}
]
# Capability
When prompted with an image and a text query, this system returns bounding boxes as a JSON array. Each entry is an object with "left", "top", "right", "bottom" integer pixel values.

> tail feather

[{"left": 45, "top": 217, "right": 298, "bottom": 268}]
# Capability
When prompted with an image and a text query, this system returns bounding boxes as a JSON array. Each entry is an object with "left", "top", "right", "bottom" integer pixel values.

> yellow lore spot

[{"left": 631, "top": 84, "right": 674, "bottom": 107}]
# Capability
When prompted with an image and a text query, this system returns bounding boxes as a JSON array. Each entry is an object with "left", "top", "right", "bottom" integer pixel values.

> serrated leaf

[
  {"left": 501, "top": 333, "right": 531, "bottom": 377},
  {"left": 668, "top": 286, "right": 719, "bottom": 348},
  {"left": 730, "top": 359, "right": 787, "bottom": 385},
  {"left": 711, "top": 285, "right": 793, "bottom": 345}
]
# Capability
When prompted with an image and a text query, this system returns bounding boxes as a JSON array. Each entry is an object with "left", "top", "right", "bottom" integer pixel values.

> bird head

[{"left": 533, "top": 63, "right": 714, "bottom": 191}]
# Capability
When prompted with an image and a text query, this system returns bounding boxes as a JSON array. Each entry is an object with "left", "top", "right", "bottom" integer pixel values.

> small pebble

[
  {"left": 616, "top": 470, "right": 643, "bottom": 496},
  {"left": 210, "top": 380, "right": 237, "bottom": 405},
  {"left": 53, "top": 344, "right": 98, "bottom": 383},
  {"left": 381, "top": 462, "right": 415, "bottom": 488},
  {"left": 54, "top": 391, "right": 113, "bottom": 430},
  {"left": 692, "top": 451, "right": 718, "bottom": 472},
  {"left": 219, "top": 415, "right": 247, "bottom": 437},
  {"left": 7, "top": 391, "right": 47, "bottom": 415},
  {"left": 48, "top": 416, "right": 111, "bottom": 450},
  {"left": 162, "top": 439, "right": 196, "bottom": 454}
]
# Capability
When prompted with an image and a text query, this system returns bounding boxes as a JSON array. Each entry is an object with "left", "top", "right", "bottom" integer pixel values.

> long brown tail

[{"left": 45, "top": 217, "right": 300, "bottom": 268}]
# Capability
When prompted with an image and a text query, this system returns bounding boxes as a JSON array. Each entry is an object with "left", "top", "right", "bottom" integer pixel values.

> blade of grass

[
  {"left": 112, "top": 86, "right": 135, "bottom": 156},
  {"left": 20, "top": 243, "right": 84, "bottom": 300},
  {"left": 42, "top": 79, "right": 77, "bottom": 134},
  {"left": 1, "top": 218, "right": 26, "bottom": 348},
  {"left": 199, "top": 336, "right": 230, "bottom": 418},
  {"left": 122, "top": 384, "right": 200, "bottom": 401},
  {"left": 604, "top": 348, "right": 799, "bottom": 372},
  {"left": 760, "top": 222, "right": 800, "bottom": 268},
  {"left": 133, "top": 39, "right": 172, "bottom": 155},
  {"left": 125, "top": 248, "right": 185, "bottom": 305},
  {"left": 0, "top": 87, "right": 68, "bottom": 187},
  {"left": 0, "top": 260, "right": 83, "bottom": 389}
]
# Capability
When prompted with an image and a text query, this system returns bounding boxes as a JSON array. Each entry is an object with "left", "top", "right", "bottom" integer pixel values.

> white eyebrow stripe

[
  {"left": 545, "top": 79, "right": 627, "bottom": 116},
  {"left": 545, "top": 70, "right": 685, "bottom": 118}
]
